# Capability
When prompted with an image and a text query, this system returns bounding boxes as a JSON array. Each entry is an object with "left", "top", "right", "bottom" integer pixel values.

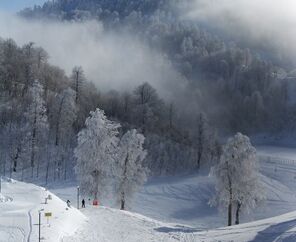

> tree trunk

[
  {"left": 54, "top": 161, "right": 57, "bottom": 181},
  {"left": 45, "top": 161, "right": 50, "bottom": 185},
  {"left": 9, "top": 157, "right": 13, "bottom": 179},
  {"left": 55, "top": 95, "right": 65, "bottom": 146},
  {"left": 3, "top": 153, "right": 6, "bottom": 176},
  {"left": 21, "top": 162, "right": 24, "bottom": 181},
  {"left": 228, "top": 202, "right": 232, "bottom": 226},
  {"left": 64, "top": 155, "right": 67, "bottom": 180},
  {"left": 93, "top": 170, "right": 100, "bottom": 200},
  {"left": 120, "top": 154, "right": 129, "bottom": 210},
  {"left": 196, "top": 113, "right": 204, "bottom": 170},
  {"left": 75, "top": 71, "right": 79, "bottom": 104},
  {"left": 30, "top": 111, "right": 37, "bottom": 178},
  {"left": 227, "top": 161, "right": 233, "bottom": 226},
  {"left": 13, "top": 146, "right": 20, "bottom": 172},
  {"left": 120, "top": 191, "right": 125, "bottom": 210},
  {"left": 36, "top": 158, "right": 39, "bottom": 178},
  {"left": 235, "top": 201, "right": 242, "bottom": 225},
  {"left": 197, "top": 150, "right": 202, "bottom": 170}
]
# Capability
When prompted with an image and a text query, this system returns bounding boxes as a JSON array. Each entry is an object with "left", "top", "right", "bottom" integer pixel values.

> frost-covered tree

[
  {"left": 210, "top": 133, "right": 265, "bottom": 226},
  {"left": 116, "top": 129, "right": 148, "bottom": 210},
  {"left": 74, "top": 108, "right": 120, "bottom": 200},
  {"left": 25, "top": 80, "right": 48, "bottom": 178}
]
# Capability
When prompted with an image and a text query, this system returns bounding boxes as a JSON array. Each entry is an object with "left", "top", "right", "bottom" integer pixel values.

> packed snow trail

[
  {"left": 0, "top": 179, "right": 85, "bottom": 242},
  {"left": 62, "top": 206, "right": 198, "bottom": 242}
]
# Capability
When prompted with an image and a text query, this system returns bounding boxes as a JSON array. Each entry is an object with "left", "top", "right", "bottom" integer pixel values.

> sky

[{"left": 0, "top": 0, "right": 46, "bottom": 12}]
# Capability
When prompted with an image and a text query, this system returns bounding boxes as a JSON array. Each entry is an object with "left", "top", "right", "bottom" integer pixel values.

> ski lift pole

[
  {"left": 39, "top": 209, "right": 44, "bottom": 242},
  {"left": 77, "top": 186, "right": 80, "bottom": 209}
]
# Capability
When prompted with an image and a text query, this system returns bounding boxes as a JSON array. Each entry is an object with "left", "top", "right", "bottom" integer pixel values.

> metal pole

[
  {"left": 0, "top": 175, "right": 2, "bottom": 193},
  {"left": 38, "top": 209, "right": 44, "bottom": 242},
  {"left": 77, "top": 186, "right": 80, "bottom": 209},
  {"left": 39, "top": 211, "right": 41, "bottom": 242}
]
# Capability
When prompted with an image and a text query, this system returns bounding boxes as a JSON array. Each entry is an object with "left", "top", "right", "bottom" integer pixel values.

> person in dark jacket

[
  {"left": 66, "top": 199, "right": 71, "bottom": 208},
  {"left": 82, "top": 199, "right": 86, "bottom": 208}
]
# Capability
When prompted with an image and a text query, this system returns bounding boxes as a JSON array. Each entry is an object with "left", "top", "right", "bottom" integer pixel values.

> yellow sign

[{"left": 45, "top": 212, "right": 52, "bottom": 217}]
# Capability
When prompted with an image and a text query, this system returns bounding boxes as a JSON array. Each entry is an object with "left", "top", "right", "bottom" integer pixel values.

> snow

[
  {"left": 62, "top": 207, "right": 184, "bottom": 242},
  {"left": 0, "top": 193, "right": 12, "bottom": 203},
  {"left": 2, "top": 145, "right": 296, "bottom": 241},
  {"left": 0, "top": 179, "right": 85, "bottom": 242}
]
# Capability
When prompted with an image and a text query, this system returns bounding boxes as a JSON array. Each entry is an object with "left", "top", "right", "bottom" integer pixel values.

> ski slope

[
  {"left": 49, "top": 146, "right": 296, "bottom": 230},
  {"left": 62, "top": 206, "right": 296, "bottom": 242},
  {"left": 2, "top": 145, "right": 296, "bottom": 241},
  {"left": 0, "top": 179, "right": 85, "bottom": 242}
]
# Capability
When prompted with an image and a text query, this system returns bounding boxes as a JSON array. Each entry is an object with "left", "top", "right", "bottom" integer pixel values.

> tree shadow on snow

[
  {"left": 278, "top": 233, "right": 296, "bottom": 242},
  {"left": 154, "top": 225, "right": 202, "bottom": 234},
  {"left": 249, "top": 219, "right": 296, "bottom": 242},
  {"left": 171, "top": 202, "right": 217, "bottom": 220}
]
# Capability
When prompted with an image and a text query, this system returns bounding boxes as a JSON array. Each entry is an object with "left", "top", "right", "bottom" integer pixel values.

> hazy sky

[
  {"left": 0, "top": 0, "right": 46, "bottom": 12},
  {"left": 183, "top": 0, "right": 296, "bottom": 65}
]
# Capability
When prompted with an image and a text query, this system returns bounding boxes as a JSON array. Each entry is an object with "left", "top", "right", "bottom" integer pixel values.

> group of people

[{"left": 66, "top": 199, "right": 86, "bottom": 208}]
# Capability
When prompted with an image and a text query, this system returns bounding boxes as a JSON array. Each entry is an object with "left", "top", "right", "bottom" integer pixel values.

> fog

[
  {"left": 184, "top": 0, "right": 296, "bottom": 65},
  {"left": 0, "top": 12, "right": 185, "bottom": 99}
]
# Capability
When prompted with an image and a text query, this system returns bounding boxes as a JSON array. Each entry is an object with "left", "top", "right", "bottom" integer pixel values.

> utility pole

[
  {"left": 77, "top": 186, "right": 80, "bottom": 209},
  {"left": 39, "top": 209, "right": 44, "bottom": 242}
]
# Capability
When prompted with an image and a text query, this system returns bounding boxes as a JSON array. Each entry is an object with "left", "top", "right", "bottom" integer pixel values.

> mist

[
  {"left": 0, "top": 12, "right": 185, "bottom": 99},
  {"left": 184, "top": 0, "right": 296, "bottom": 66}
]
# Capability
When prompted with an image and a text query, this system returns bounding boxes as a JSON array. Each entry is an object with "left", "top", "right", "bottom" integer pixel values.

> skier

[
  {"left": 82, "top": 199, "right": 86, "bottom": 208},
  {"left": 66, "top": 199, "right": 71, "bottom": 208}
]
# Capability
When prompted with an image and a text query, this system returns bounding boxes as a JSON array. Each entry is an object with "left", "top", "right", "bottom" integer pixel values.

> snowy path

[{"left": 62, "top": 206, "right": 199, "bottom": 242}]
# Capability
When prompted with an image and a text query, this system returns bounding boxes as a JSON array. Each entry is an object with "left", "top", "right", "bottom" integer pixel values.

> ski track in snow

[
  {"left": 26, "top": 209, "right": 33, "bottom": 242},
  {"left": 60, "top": 146, "right": 296, "bottom": 241}
]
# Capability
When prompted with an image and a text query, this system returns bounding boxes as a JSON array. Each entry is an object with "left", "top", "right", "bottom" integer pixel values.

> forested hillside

[
  {"left": 1, "top": 0, "right": 296, "bottom": 182},
  {"left": 0, "top": 38, "right": 220, "bottom": 182},
  {"left": 21, "top": 0, "right": 296, "bottom": 134}
]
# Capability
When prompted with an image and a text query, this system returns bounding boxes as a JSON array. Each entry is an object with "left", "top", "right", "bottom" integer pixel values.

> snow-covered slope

[
  {"left": 193, "top": 210, "right": 296, "bottom": 242},
  {"left": 49, "top": 169, "right": 296, "bottom": 230},
  {"left": 2, "top": 145, "right": 296, "bottom": 241},
  {"left": 63, "top": 202, "right": 296, "bottom": 242},
  {"left": 0, "top": 179, "right": 85, "bottom": 242}
]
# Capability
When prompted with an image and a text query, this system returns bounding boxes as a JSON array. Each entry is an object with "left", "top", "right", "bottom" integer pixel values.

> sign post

[
  {"left": 45, "top": 212, "right": 52, "bottom": 226},
  {"left": 77, "top": 186, "right": 80, "bottom": 209}
]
